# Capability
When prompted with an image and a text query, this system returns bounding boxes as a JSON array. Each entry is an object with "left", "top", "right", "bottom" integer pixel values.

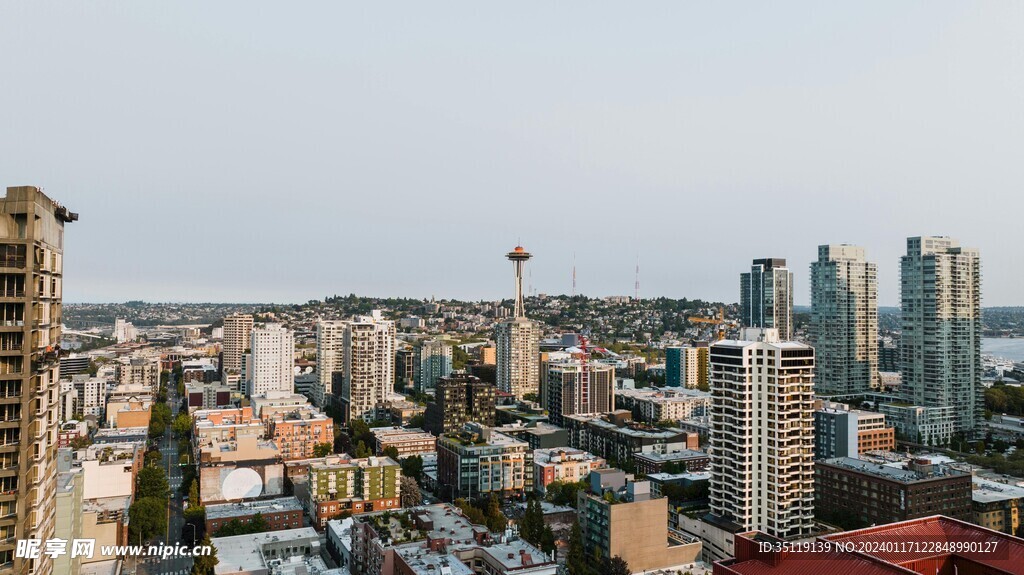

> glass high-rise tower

[
  {"left": 900, "top": 236, "right": 981, "bottom": 437},
  {"left": 810, "top": 245, "right": 878, "bottom": 395},
  {"left": 740, "top": 258, "right": 793, "bottom": 340}
]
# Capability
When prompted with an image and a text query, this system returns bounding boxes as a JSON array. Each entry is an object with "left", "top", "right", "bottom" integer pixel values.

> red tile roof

[{"left": 715, "top": 516, "right": 1024, "bottom": 575}]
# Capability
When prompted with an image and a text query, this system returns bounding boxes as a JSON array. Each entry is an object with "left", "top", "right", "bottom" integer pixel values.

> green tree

[
  {"left": 401, "top": 455, "right": 424, "bottom": 482},
  {"left": 604, "top": 555, "right": 630, "bottom": 575},
  {"left": 137, "top": 464, "right": 170, "bottom": 500},
  {"left": 70, "top": 434, "right": 92, "bottom": 449},
  {"left": 567, "top": 521, "right": 589, "bottom": 575},
  {"left": 145, "top": 450, "right": 162, "bottom": 467},
  {"left": 540, "top": 525, "right": 556, "bottom": 557},
  {"left": 214, "top": 513, "right": 270, "bottom": 537},
  {"left": 407, "top": 413, "right": 425, "bottom": 428},
  {"left": 383, "top": 446, "right": 400, "bottom": 460},
  {"left": 453, "top": 346, "right": 470, "bottom": 370},
  {"left": 355, "top": 440, "right": 371, "bottom": 459},
  {"left": 129, "top": 497, "right": 167, "bottom": 541},
  {"left": 313, "top": 442, "right": 334, "bottom": 457},
  {"left": 191, "top": 534, "right": 219, "bottom": 575},
  {"left": 172, "top": 412, "right": 193, "bottom": 437},
  {"left": 485, "top": 494, "right": 507, "bottom": 533}
]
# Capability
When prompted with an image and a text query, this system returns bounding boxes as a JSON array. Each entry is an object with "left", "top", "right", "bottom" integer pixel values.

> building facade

[
  {"left": 545, "top": 359, "right": 615, "bottom": 426},
  {"left": 424, "top": 373, "right": 496, "bottom": 436},
  {"left": 248, "top": 323, "right": 295, "bottom": 397},
  {"left": 814, "top": 401, "right": 895, "bottom": 459},
  {"left": 900, "top": 236, "right": 982, "bottom": 440},
  {"left": 0, "top": 186, "right": 76, "bottom": 574},
  {"left": 708, "top": 328, "right": 815, "bottom": 539},
  {"left": 221, "top": 313, "right": 254, "bottom": 389},
  {"left": 810, "top": 244, "right": 878, "bottom": 395},
  {"left": 307, "top": 456, "right": 401, "bottom": 527},
  {"left": 414, "top": 337, "right": 452, "bottom": 394},
  {"left": 340, "top": 311, "right": 396, "bottom": 424},
  {"left": 437, "top": 424, "right": 533, "bottom": 500},
  {"left": 739, "top": 258, "right": 793, "bottom": 340},
  {"left": 666, "top": 345, "right": 709, "bottom": 389},
  {"left": 314, "top": 320, "right": 346, "bottom": 408},
  {"left": 815, "top": 457, "right": 972, "bottom": 526}
]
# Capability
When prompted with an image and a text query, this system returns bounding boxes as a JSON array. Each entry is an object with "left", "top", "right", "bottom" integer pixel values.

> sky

[{"left": 1, "top": 2, "right": 1022, "bottom": 306}]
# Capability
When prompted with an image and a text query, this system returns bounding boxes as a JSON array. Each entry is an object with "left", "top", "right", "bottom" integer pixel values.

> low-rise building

[
  {"left": 437, "top": 423, "right": 533, "bottom": 500},
  {"left": 564, "top": 410, "right": 692, "bottom": 464},
  {"left": 205, "top": 496, "right": 305, "bottom": 535},
  {"left": 211, "top": 527, "right": 335, "bottom": 575},
  {"left": 615, "top": 386, "right": 711, "bottom": 423},
  {"left": 105, "top": 395, "right": 151, "bottom": 428},
  {"left": 346, "top": 504, "right": 556, "bottom": 575},
  {"left": 814, "top": 400, "right": 896, "bottom": 459},
  {"left": 267, "top": 407, "right": 333, "bottom": 461},
  {"left": 634, "top": 449, "right": 710, "bottom": 475},
  {"left": 577, "top": 469, "right": 702, "bottom": 573},
  {"left": 972, "top": 476, "right": 1024, "bottom": 536},
  {"left": 815, "top": 457, "right": 972, "bottom": 527},
  {"left": 371, "top": 427, "right": 437, "bottom": 457},
  {"left": 495, "top": 422, "right": 567, "bottom": 450},
  {"left": 533, "top": 448, "right": 605, "bottom": 493},
  {"left": 307, "top": 455, "right": 401, "bottom": 527}
]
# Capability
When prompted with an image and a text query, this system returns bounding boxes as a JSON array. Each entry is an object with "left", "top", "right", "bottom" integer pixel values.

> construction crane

[{"left": 687, "top": 306, "right": 727, "bottom": 340}]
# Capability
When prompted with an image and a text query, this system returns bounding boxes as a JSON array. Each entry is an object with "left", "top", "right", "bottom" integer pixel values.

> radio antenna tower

[
  {"left": 572, "top": 253, "right": 577, "bottom": 297},
  {"left": 634, "top": 255, "right": 640, "bottom": 301}
]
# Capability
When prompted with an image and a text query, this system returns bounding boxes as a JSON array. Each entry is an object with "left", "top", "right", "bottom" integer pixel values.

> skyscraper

[
  {"left": 314, "top": 320, "right": 347, "bottom": 407},
  {"left": 340, "top": 310, "right": 396, "bottom": 424},
  {"left": 248, "top": 323, "right": 295, "bottom": 396},
  {"left": 900, "top": 236, "right": 981, "bottom": 437},
  {"left": 0, "top": 186, "right": 77, "bottom": 574},
  {"left": 709, "top": 328, "right": 815, "bottom": 539},
  {"left": 810, "top": 245, "right": 878, "bottom": 395},
  {"left": 495, "top": 246, "right": 540, "bottom": 399},
  {"left": 414, "top": 337, "right": 452, "bottom": 394},
  {"left": 545, "top": 359, "right": 615, "bottom": 426},
  {"left": 740, "top": 258, "right": 793, "bottom": 340},
  {"left": 222, "top": 313, "right": 254, "bottom": 390}
]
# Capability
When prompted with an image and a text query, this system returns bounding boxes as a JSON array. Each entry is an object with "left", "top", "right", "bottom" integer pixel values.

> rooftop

[
  {"left": 820, "top": 457, "right": 968, "bottom": 483},
  {"left": 212, "top": 527, "right": 320, "bottom": 574},
  {"left": 634, "top": 449, "right": 708, "bottom": 463},
  {"left": 972, "top": 477, "right": 1024, "bottom": 504},
  {"left": 205, "top": 496, "right": 304, "bottom": 520}
]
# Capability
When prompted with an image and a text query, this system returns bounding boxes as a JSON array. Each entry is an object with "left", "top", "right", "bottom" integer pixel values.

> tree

[
  {"left": 355, "top": 440, "right": 371, "bottom": 458},
  {"left": 567, "top": 521, "right": 589, "bottom": 575},
  {"left": 520, "top": 499, "right": 545, "bottom": 545},
  {"left": 313, "top": 442, "right": 334, "bottom": 457},
  {"left": 172, "top": 412, "right": 193, "bottom": 437},
  {"left": 400, "top": 475, "right": 422, "bottom": 508},
  {"left": 383, "top": 446, "right": 400, "bottom": 460},
  {"left": 348, "top": 419, "right": 371, "bottom": 444},
  {"left": 137, "top": 464, "right": 170, "bottom": 500},
  {"left": 540, "top": 525, "right": 556, "bottom": 557},
  {"left": 214, "top": 513, "right": 270, "bottom": 537},
  {"left": 401, "top": 455, "right": 424, "bottom": 482},
  {"left": 191, "top": 534, "right": 219, "bottom": 575},
  {"left": 604, "top": 555, "right": 630, "bottom": 575},
  {"left": 145, "top": 450, "right": 162, "bottom": 467},
  {"left": 484, "top": 494, "right": 507, "bottom": 533},
  {"left": 70, "top": 435, "right": 92, "bottom": 449},
  {"left": 129, "top": 497, "right": 167, "bottom": 541},
  {"left": 408, "top": 413, "right": 425, "bottom": 428}
]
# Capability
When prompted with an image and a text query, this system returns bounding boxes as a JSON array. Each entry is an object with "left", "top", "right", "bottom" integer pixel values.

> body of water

[{"left": 982, "top": 337, "right": 1024, "bottom": 362}]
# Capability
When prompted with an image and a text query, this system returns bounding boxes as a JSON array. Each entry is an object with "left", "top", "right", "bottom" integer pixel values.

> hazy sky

[{"left": 2, "top": 2, "right": 1022, "bottom": 306}]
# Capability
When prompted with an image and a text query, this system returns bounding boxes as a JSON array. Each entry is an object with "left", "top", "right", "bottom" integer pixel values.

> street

[{"left": 135, "top": 377, "right": 194, "bottom": 575}]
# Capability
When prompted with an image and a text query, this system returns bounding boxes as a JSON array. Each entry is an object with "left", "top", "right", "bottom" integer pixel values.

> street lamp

[{"left": 185, "top": 522, "right": 197, "bottom": 545}]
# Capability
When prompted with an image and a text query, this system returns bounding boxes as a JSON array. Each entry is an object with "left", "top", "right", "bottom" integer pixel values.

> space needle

[{"left": 506, "top": 245, "right": 532, "bottom": 318}]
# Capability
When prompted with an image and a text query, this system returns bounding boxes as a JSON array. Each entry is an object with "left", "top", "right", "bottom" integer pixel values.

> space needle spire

[{"left": 506, "top": 245, "right": 532, "bottom": 318}]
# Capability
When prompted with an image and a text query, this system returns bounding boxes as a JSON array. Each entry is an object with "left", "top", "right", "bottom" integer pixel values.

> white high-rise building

[
  {"left": 414, "top": 337, "right": 452, "bottom": 394},
  {"left": 314, "top": 320, "right": 347, "bottom": 407},
  {"left": 899, "top": 236, "right": 982, "bottom": 438},
  {"left": 496, "top": 246, "right": 541, "bottom": 399},
  {"left": 222, "top": 313, "right": 254, "bottom": 387},
  {"left": 341, "top": 310, "right": 396, "bottom": 424},
  {"left": 113, "top": 318, "right": 137, "bottom": 343},
  {"left": 708, "top": 328, "right": 815, "bottom": 539},
  {"left": 740, "top": 258, "right": 793, "bottom": 340},
  {"left": 810, "top": 245, "right": 878, "bottom": 395},
  {"left": 248, "top": 323, "right": 295, "bottom": 397}
]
